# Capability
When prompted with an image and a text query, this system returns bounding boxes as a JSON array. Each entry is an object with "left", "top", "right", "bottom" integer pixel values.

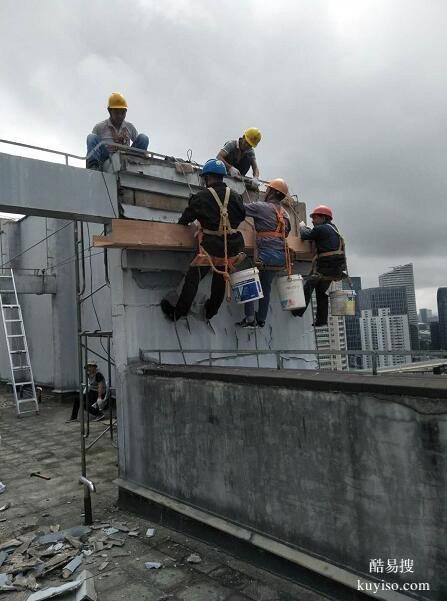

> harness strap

[
  {"left": 312, "top": 223, "right": 347, "bottom": 274},
  {"left": 255, "top": 203, "right": 292, "bottom": 277},
  {"left": 202, "top": 187, "right": 239, "bottom": 236}
]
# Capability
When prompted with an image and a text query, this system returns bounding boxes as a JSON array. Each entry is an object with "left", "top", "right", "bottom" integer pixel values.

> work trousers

[
  {"left": 293, "top": 276, "right": 332, "bottom": 324},
  {"left": 244, "top": 270, "right": 276, "bottom": 323},
  {"left": 86, "top": 133, "right": 149, "bottom": 165},
  {"left": 70, "top": 390, "right": 101, "bottom": 420},
  {"left": 175, "top": 266, "right": 226, "bottom": 319}
]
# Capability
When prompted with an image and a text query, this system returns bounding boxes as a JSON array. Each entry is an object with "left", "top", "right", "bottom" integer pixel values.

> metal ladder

[{"left": 0, "top": 269, "right": 39, "bottom": 416}]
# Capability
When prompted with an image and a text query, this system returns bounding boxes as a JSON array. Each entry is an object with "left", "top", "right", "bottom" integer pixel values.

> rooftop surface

[{"left": 0, "top": 388, "right": 329, "bottom": 601}]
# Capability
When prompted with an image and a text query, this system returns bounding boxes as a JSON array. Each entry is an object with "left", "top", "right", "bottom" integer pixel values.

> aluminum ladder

[{"left": 0, "top": 269, "right": 39, "bottom": 416}]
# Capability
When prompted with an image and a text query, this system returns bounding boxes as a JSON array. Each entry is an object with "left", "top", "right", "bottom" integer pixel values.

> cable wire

[{"left": 0, "top": 221, "right": 72, "bottom": 268}]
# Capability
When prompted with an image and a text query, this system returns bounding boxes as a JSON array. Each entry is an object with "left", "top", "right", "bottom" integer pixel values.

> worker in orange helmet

[
  {"left": 292, "top": 205, "right": 346, "bottom": 327},
  {"left": 237, "top": 178, "right": 291, "bottom": 329},
  {"left": 217, "top": 127, "right": 261, "bottom": 185}
]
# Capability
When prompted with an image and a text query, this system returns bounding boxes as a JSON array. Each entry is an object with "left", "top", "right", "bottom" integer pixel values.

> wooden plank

[{"left": 93, "top": 219, "right": 313, "bottom": 258}]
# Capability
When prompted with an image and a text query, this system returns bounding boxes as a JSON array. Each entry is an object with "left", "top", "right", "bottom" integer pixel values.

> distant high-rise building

[
  {"left": 419, "top": 308, "right": 432, "bottom": 324},
  {"left": 359, "top": 308, "right": 411, "bottom": 369},
  {"left": 437, "top": 288, "right": 447, "bottom": 350},
  {"left": 430, "top": 321, "right": 441, "bottom": 350},
  {"left": 343, "top": 277, "right": 362, "bottom": 369},
  {"left": 357, "top": 286, "right": 408, "bottom": 317},
  {"left": 379, "top": 264, "right": 419, "bottom": 349},
  {"left": 314, "top": 281, "right": 348, "bottom": 371}
]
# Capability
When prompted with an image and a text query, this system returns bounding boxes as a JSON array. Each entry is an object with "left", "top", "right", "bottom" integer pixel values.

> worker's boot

[{"left": 236, "top": 317, "right": 257, "bottom": 329}]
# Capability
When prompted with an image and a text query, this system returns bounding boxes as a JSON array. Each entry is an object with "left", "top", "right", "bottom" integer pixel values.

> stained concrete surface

[{"left": 0, "top": 388, "right": 329, "bottom": 601}]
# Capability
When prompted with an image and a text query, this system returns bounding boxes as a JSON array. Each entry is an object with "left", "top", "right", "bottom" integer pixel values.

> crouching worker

[
  {"left": 161, "top": 159, "right": 246, "bottom": 321},
  {"left": 68, "top": 360, "right": 108, "bottom": 422},
  {"left": 237, "top": 179, "right": 291, "bottom": 329},
  {"left": 292, "top": 205, "right": 346, "bottom": 327},
  {"left": 86, "top": 93, "right": 149, "bottom": 170}
]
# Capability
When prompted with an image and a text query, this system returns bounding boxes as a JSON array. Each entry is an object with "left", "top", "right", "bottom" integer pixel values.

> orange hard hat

[
  {"left": 310, "top": 205, "right": 333, "bottom": 219},
  {"left": 267, "top": 178, "right": 288, "bottom": 196}
]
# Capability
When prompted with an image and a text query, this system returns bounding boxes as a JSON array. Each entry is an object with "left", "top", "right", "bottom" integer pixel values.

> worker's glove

[
  {"left": 251, "top": 177, "right": 259, "bottom": 187},
  {"left": 229, "top": 166, "right": 241, "bottom": 178},
  {"left": 299, "top": 221, "right": 306, "bottom": 228}
]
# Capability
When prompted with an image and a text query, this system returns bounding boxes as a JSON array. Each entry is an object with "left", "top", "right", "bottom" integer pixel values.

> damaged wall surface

[{"left": 118, "top": 366, "right": 447, "bottom": 600}]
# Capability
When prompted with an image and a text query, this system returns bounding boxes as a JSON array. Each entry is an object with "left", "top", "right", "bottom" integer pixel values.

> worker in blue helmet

[{"left": 161, "top": 159, "right": 246, "bottom": 321}]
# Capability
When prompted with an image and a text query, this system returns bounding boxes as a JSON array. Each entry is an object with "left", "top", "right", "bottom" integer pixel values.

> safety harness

[
  {"left": 255, "top": 204, "right": 292, "bottom": 276},
  {"left": 190, "top": 186, "right": 245, "bottom": 299},
  {"left": 311, "top": 223, "right": 347, "bottom": 281}
]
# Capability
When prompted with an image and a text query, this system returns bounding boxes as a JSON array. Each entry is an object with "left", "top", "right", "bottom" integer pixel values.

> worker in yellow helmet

[
  {"left": 217, "top": 128, "right": 261, "bottom": 186},
  {"left": 86, "top": 93, "right": 149, "bottom": 170}
]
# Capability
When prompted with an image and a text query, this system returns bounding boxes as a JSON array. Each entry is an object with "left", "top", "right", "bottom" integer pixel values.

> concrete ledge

[
  {"left": 135, "top": 364, "right": 447, "bottom": 406},
  {"left": 116, "top": 478, "right": 415, "bottom": 601}
]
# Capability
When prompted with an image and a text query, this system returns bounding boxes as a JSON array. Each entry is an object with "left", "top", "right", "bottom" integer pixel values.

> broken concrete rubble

[
  {"left": 27, "top": 580, "right": 81, "bottom": 600},
  {"left": 62, "top": 554, "right": 83, "bottom": 579}
]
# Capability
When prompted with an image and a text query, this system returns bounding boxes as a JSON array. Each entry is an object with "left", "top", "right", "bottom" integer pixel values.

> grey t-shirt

[
  {"left": 245, "top": 201, "right": 290, "bottom": 251},
  {"left": 221, "top": 139, "right": 256, "bottom": 166},
  {"left": 92, "top": 118, "right": 138, "bottom": 148}
]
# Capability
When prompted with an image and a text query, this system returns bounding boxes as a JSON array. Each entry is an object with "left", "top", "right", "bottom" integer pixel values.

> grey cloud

[{"left": 0, "top": 0, "right": 446, "bottom": 309}]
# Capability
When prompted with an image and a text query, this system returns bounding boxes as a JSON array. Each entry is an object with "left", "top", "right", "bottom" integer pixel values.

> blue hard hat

[{"left": 200, "top": 159, "right": 227, "bottom": 177}]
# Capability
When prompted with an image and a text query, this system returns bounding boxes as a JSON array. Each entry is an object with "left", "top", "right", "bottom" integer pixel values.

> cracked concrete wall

[
  {"left": 108, "top": 247, "right": 317, "bottom": 371},
  {"left": 120, "top": 369, "right": 447, "bottom": 600}
]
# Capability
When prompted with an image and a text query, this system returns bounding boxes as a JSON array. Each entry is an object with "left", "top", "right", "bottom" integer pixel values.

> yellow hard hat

[
  {"left": 108, "top": 92, "right": 128, "bottom": 109},
  {"left": 243, "top": 127, "right": 262, "bottom": 148}
]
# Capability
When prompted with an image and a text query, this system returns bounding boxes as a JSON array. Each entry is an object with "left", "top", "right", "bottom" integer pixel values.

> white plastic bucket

[
  {"left": 277, "top": 275, "right": 306, "bottom": 311},
  {"left": 330, "top": 290, "right": 356, "bottom": 316},
  {"left": 230, "top": 268, "right": 263, "bottom": 304}
]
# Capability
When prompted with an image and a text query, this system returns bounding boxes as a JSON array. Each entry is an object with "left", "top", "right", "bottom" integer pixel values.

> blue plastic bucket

[{"left": 230, "top": 268, "right": 263, "bottom": 304}]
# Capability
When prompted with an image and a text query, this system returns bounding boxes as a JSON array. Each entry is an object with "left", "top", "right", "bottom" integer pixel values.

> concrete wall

[
  {"left": 118, "top": 366, "right": 447, "bottom": 600},
  {"left": 0, "top": 216, "right": 113, "bottom": 390}
]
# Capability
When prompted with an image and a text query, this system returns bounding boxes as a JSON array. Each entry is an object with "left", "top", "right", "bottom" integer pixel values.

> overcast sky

[{"left": 0, "top": 0, "right": 445, "bottom": 311}]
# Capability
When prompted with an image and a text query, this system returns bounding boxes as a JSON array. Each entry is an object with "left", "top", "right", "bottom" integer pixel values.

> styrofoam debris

[
  {"left": 144, "top": 561, "right": 162, "bottom": 569},
  {"left": 186, "top": 553, "right": 202, "bottom": 564}
]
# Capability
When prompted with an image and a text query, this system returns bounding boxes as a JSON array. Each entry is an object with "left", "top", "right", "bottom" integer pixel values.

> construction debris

[
  {"left": 27, "top": 580, "right": 81, "bottom": 600},
  {"left": 144, "top": 561, "right": 162, "bottom": 569},
  {"left": 102, "top": 527, "right": 119, "bottom": 536},
  {"left": 145, "top": 528, "right": 155, "bottom": 538},
  {"left": 75, "top": 570, "right": 97, "bottom": 601},
  {"left": 0, "top": 502, "right": 10, "bottom": 512},
  {"left": 0, "top": 538, "right": 22, "bottom": 551},
  {"left": 186, "top": 553, "right": 202, "bottom": 564},
  {"left": 13, "top": 573, "right": 39, "bottom": 591},
  {"left": 30, "top": 472, "right": 52, "bottom": 481},
  {"left": 62, "top": 554, "right": 83, "bottom": 579},
  {"left": 0, "top": 482, "right": 5, "bottom": 493},
  {"left": 98, "top": 561, "right": 109, "bottom": 571}
]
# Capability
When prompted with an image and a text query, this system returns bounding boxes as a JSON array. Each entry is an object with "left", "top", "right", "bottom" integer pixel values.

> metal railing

[
  {"left": 139, "top": 348, "right": 447, "bottom": 376},
  {"left": 0, "top": 138, "right": 85, "bottom": 166}
]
